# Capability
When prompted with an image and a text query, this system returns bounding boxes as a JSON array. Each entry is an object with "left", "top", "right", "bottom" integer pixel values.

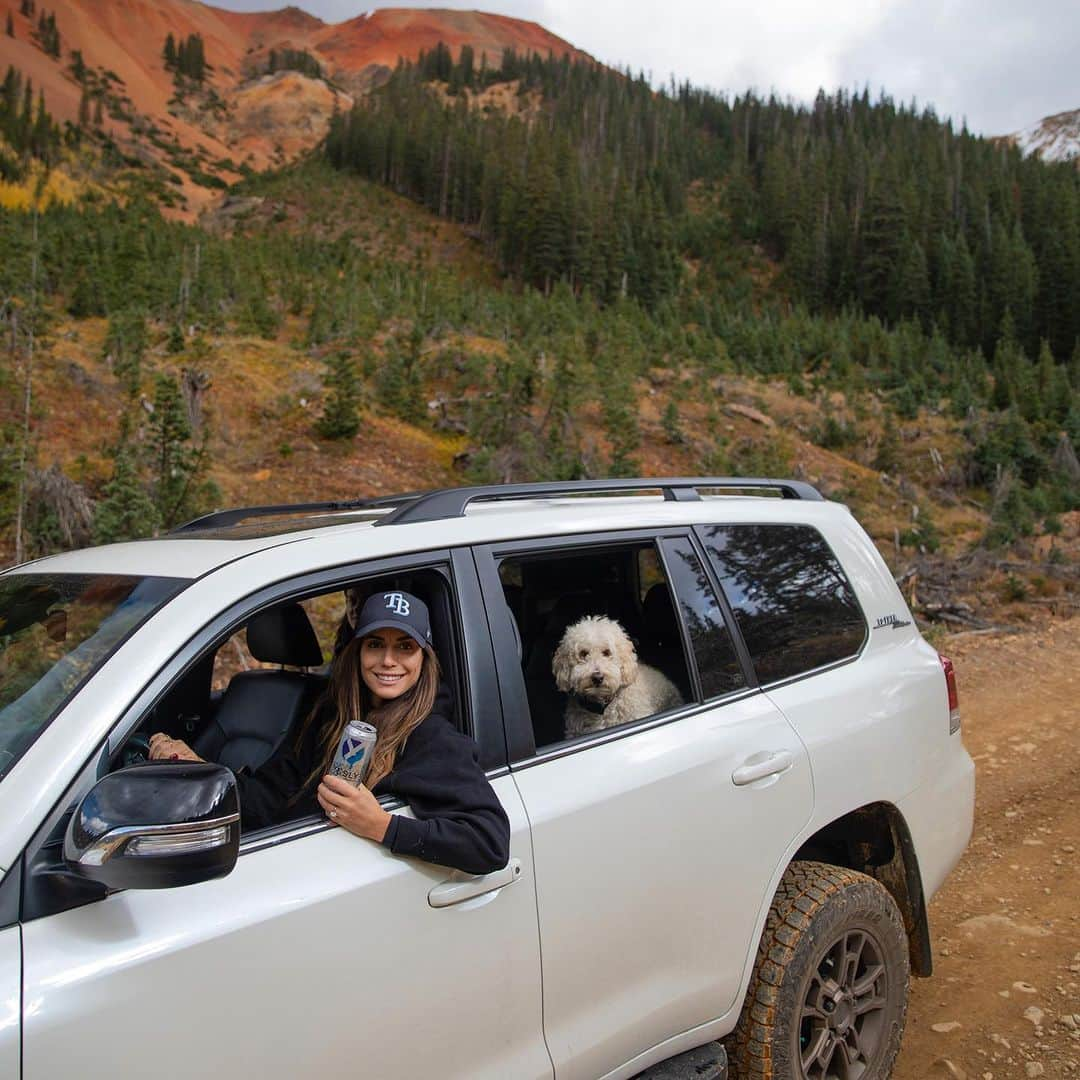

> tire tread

[{"left": 726, "top": 861, "right": 909, "bottom": 1080}]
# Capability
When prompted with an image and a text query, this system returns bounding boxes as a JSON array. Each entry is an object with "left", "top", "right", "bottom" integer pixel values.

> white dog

[{"left": 552, "top": 615, "right": 683, "bottom": 737}]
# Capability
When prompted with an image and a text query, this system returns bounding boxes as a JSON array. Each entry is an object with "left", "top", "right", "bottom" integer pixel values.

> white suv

[{"left": 0, "top": 478, "right": 974, "bottom": 1080}]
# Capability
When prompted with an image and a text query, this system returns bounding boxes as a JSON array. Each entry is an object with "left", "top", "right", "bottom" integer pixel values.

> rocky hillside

[{"left": 0, "top": 1, "right": 589, "bottom": 213}]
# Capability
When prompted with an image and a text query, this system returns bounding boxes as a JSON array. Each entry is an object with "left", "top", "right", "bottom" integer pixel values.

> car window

[
  {"left": 0, "top": 573, "right": 186, "bottom": 783},
  {"left": 119, "top": 564, "right": 470, "bottom": 833},
  {"left": 659, "top": 536, "right": 745, "bottom": 700},
  {"left": 699, "top": 524, "right": 866, "bottom": 684},
  {"left": 498, "top": 541, "right": 692, "bottom": 748}
]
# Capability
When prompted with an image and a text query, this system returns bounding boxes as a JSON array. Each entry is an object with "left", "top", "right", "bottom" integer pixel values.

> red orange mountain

[{"left": 0, "top": 2, "right": 590, "bottom": 212}]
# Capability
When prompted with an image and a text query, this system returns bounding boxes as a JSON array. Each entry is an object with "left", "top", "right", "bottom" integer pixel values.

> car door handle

[
  {"left": 732, "top": 750, "right": 795, "bottom": 787},
  {"left": 428, "top": 858, "right": 523, "bottom": 908}
]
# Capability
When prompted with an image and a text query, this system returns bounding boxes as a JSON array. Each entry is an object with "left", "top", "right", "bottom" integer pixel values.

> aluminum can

[{"left": 329, "top": 720, "right": 377, "bottom": 786}]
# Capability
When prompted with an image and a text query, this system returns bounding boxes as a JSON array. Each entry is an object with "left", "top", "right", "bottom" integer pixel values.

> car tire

[{"left": 726, "top": 860, "right": 910, "bottom": 1080}]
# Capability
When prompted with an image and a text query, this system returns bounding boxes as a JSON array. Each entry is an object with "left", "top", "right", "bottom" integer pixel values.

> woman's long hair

[{"left": 297, "top": 637, "right": 441, "bottom": 794}]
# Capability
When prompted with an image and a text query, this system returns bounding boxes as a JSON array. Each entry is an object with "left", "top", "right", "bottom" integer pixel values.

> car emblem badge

[{"left": 875, "top": 613, "right": 912, "bottom": 630}]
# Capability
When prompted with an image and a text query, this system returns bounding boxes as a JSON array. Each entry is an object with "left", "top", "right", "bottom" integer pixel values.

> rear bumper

[{"left": 898, "top": 740, "right": 976, "bottom": 902}]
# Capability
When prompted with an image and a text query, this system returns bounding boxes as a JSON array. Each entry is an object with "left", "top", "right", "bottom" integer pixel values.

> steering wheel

[{"left": 120, "top": 731, "right": 151, "bottom": 768}]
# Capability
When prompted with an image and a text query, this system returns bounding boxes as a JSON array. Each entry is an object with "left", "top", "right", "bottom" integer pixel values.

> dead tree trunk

[{"left": 13, "top": 205, "right": 38, "bottom": 566}]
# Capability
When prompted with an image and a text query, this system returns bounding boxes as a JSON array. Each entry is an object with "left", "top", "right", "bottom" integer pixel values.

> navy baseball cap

[{"left": 353, "top": 590, "right": 432, "bottom": 648}]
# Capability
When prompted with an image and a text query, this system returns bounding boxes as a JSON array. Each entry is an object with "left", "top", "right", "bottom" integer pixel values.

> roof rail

[
  {"left": 374, "top": 477, "right": 823, "bottom": 528},
  {"left": 170, "top": 493, "right": 414, "bottom": 534},
  {"left": 170, "top": 477, "right": 823, "bottom": 535}
]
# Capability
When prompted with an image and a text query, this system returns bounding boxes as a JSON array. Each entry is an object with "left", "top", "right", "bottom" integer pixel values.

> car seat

[{"left": 193, "top": 602, "right": 326, "bottom": 772}]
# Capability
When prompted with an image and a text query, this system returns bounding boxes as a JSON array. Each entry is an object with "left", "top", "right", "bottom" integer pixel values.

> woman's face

[{"left": 359, "top": 627, "right": 424, "bottom": 702}]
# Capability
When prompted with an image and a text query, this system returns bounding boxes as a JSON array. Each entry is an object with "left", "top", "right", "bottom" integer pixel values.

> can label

[{"left": 330, "top": 721, "right": 377, "bottom": 786}]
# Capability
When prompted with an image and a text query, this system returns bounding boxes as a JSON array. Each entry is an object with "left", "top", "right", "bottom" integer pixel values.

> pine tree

[
  {"left": 149, "top": 373, "right": 195, "bottom": 529},
  {"left": 317, "top": 351, "right": 361, "bottom": 439},
  {"left": 103, "top": 308, "right": 148, "bottom": 398},
  {"left": 661, "top": 400, "right": 684, "bottom": 444},
  {"left": 859, "top": 165, "right": 907, "bottom": 322},
  {"left": 166, "top": 323, "right": 185, "bottom": 354},
  {"left": 5, "top": 12, "right": 14, "bottom": 37},
  {"left": 874, "top": 414, "right": 901, "bottom": 472},
  {"left": 602, "top": 375, "right": 640, "bottom": 477},
  {"left": 949, "top": 376, "right": 974, "bottom": 420},
  {"left": 163, "top": 32, "right": 176, "bottom": 71},
  {"left": 93, "top": 434, "right": 158, "bottom": 543}
]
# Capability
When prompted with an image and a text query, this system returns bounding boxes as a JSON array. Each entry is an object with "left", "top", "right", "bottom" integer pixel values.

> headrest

[
  {"left": 246, "top": 603, "right": 324, "bottom": 667},
  {"left": 643, "top": 584, "right": 679, "bottom": 644}
]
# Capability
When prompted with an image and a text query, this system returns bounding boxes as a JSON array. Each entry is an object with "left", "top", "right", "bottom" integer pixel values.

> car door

[
  {"left": 18, "top": 551, "right": 552, "bottom": 1080},
  {"left": 475, "top": 530, "right": 814, "bottom": 1080}
]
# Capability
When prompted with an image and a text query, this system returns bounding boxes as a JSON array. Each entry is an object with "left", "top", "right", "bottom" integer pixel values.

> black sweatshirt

[{"left": 235, "top": 684, "right": 511, "bottom": 876}]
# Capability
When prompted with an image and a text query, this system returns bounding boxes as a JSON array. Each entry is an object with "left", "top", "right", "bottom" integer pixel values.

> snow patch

[{"left": 1012, "top": 109, "right": 1080, "bottom": 163}]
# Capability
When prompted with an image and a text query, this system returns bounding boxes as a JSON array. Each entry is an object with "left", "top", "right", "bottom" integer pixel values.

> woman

[{"left": 149, "top": 590, "right": 510, "bottom": 876}]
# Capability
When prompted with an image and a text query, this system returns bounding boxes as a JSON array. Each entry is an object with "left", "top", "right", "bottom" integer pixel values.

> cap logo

[{"left": 384, "top": 592, "right": 410, "bottom": 616}]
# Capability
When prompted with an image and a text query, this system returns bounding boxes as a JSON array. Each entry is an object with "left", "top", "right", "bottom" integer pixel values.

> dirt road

[{"left": 893, "top": 617, "right": 1080, "bottom": 1080}]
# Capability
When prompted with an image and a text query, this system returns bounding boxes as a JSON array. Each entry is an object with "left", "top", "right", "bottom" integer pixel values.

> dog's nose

[{"left": 590, "top": 671, "right": 604, "bottom": 686}]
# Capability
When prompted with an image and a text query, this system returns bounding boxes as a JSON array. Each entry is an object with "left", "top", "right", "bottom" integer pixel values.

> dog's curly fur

[{"left": 552, "top": 615, "right": 683, "bottom": 737}]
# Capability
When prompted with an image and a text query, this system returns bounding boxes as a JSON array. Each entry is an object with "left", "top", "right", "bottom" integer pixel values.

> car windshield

[{"left": 0, "top": 573, "right": 187, "bottom": 782}]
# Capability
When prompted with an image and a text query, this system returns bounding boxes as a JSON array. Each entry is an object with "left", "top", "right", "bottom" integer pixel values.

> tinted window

[
  {"left": 701, "top": 525, "right": 866, "bottom": 683},
  {"left": 660, "top": 537, "right": 745, "bottom": 700}
]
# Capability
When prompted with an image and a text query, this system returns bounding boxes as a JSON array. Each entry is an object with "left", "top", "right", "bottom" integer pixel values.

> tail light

[{"left": 939, "top": 654, "right": 960, "bottom": 734}]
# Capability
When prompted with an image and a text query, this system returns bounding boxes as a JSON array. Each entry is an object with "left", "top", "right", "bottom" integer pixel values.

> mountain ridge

[{"left": 0, "top": 1, "right": 590, "bottom": 212}]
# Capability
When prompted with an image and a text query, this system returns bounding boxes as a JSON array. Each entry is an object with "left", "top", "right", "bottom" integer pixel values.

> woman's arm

[{"left": 375, "top": 715, "right": 510, "bottom": 875}]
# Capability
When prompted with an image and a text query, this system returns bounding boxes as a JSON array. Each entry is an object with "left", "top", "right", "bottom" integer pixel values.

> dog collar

[{"left": 572, "top": 693, "right": 608, "bottom": 716}]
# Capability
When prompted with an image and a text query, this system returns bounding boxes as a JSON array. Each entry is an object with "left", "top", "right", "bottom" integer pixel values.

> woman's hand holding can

[{"left": 317, "top": 774, "right": 391, "bottom": 842}]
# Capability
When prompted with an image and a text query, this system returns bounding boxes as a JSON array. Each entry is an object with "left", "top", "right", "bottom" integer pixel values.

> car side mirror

[{"left": 63, "top": 762, "right": 239, "bottom": 890}]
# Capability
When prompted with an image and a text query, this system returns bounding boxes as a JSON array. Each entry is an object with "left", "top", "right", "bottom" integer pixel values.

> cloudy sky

[{"left": 215, "top": 0, "right": 1079, "bottom": 136}]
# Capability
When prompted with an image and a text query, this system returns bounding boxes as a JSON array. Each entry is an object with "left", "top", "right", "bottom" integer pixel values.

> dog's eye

[
  {"left": 579, "top": 650, "right": 589, "bottom": 660},
  {"left": 602, "top": 648, "right": 611, "bottom": 657}
]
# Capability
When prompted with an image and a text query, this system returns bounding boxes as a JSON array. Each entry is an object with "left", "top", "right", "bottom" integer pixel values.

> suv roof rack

[
  {"left": 171, "top": 477, "right": 823, "bottom": 536},
  {"left": 170, "top": 493, "right": 416, "bottom": 534},
  {"left": 373, "top": 476, "right": 823, "bottom": 528}
]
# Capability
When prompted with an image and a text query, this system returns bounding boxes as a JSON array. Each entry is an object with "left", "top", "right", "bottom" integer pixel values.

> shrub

[{"left": 1001, "top": 574, "right": 1028, "bottom": 602}]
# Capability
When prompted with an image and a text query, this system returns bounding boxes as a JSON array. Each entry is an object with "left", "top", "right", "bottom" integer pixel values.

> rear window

[
  {"left": 0, "top": 573, "right": 186, "bottom": 782},
  {"left": 699, "top": 524, "right": 866, "bottom": 684}
]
